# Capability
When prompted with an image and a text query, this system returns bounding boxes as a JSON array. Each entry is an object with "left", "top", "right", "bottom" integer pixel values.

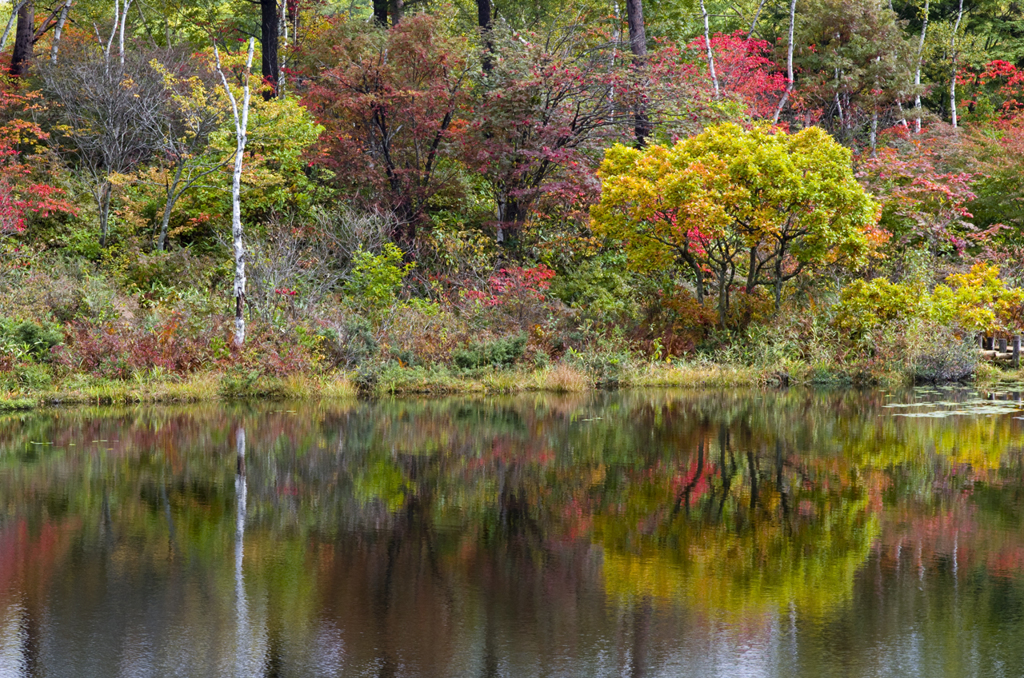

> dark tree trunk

[
  {"left": 389, "top": 0, "right": 404, "bottom": 26},
  {"left": 679, "top": 250, "right": 704, "bottom": 304},
  {"left": 261, "top": 0, "right": 279, "bottom": 99},
  {"left": 10, "top": 1, "right": 34, "bottom": 78},
  {"left": 773, "top": 253, "right": 784, "bottom": 312},
  {"left": 496, "top": 194, "right": 527, "bottom": 243},
  {"left": 717, "top": 270, "right": 729, "bottom": 326},
  {"left": 625, "top": 0, "right": 646, "bottom": 58},
  {"left": 477, "top": 0, "right": 493, "bottom": 72},
  {"left": 625, "top": 0, "right": 652, "bottom": 147},
  {"left": 373, "top": 0, "right": 389, "bottom": 26}
]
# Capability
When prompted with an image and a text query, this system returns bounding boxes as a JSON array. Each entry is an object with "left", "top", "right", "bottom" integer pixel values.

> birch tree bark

[
  {"left": 747, "top": 0, "right": 768, "bottom": 38},
  {"left": 870, "top": 56, "right": 880, "bottom": 156},
  {"left": 117, "top": 0, "right": 132, "bottom": 68},
  {"left": 773, "top": 0, "right": 797, "bottom": 123},
  {"left": 913, "top": 0, "right": 929, "bottom": 133},
  {"left": 949, "top": 0, "right": 964, "bottom": 129},
  {"left": 215, "top": 38, "right": 256, "bottom": 347},
  {"left": 278, "top": 0, "right": 288, "bottom": 97},
  {"left": 49, "top": 0, "right": 73, "bottom": 65},
  {"left": 700, "top": 0, "right": 719, "bottom": 98}
]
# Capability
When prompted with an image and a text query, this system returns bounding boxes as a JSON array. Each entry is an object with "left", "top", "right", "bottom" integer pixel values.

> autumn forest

[{"left": 1, "top": 0, "right": 1024, "bottom": 401}]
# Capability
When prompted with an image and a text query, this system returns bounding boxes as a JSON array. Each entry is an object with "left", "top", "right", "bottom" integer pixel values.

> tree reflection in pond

[{"left": 1, "top": 387, "right": 1024, "bottom": 676}]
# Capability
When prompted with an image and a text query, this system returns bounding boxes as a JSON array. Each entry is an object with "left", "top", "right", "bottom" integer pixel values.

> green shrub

[
  {"left": 0, "top": 319, "right": 64, "bottom": 361},
  {"left": 347, "top": 243, "right": 413, "bottom": 310},
  {"left": 452, "top": 334, "right": 527, "bottom": 369},
  {"left": 390, "top": 347, "right": 424, "bottom": 367},
  {"left": 15, "top": 364, "right": 53, "bottom": 390},
  {"left": 0, "top": 398, "right": 36, "bottom": 412},
  {"left": 564, "top": 343, "right": 635, "bottom": 387},
  {"left": 353, "top": 362, "right": 381, "bottom": 397},
  {"left": 912, "top": 328, "right": 978, "bottom": 383},
  {"left": 550, "top": 253, "right": 638, "bottom": 321},
  {"left": 323, "top": 316, "right": 379, "bottom": 367},
  {"left": 218, "top": 369, "right": 289, "bottom": 399},
  {"left": 833, "top": 278, "right": 922, "bottom": 339}
]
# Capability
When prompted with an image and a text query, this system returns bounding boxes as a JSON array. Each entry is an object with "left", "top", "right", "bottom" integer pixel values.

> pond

[{"left": 1, "top": 386, "right": 1024, "bottom": 677}]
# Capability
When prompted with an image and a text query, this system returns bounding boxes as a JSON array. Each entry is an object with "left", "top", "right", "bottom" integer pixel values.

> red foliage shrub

[
  {"left": 0, "top": 72, "right": 76, "bottom": 235},
  {"left": 236, "top": 325, "right": 316, "bottom": 377},
  {"left": 464, "top": 265, "right": 557, "bottom": 327},
  {"left": 632, "top": 289, "right": 718, "bottom": 356},
  {"left": 685, "top": 31, "right": 787, "bottom": 119},
  {"left": 52, "top": 315, "right": 225, "bottom": 379}
]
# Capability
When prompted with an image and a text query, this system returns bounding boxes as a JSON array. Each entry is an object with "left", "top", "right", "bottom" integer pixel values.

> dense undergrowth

[{"left": 2, "top": 234, "right": 1022, "bottom": 412}]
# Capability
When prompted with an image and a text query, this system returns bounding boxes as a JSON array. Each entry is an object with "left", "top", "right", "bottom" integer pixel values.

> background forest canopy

[{"left": 2, "top": 0, "right": 1024, "bottom": 392}]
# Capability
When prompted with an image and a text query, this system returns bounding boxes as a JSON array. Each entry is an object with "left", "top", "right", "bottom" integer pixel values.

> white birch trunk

[
  {"left": 118, "top": 0, "right": 132, "bottom": 68},
  {"left": 949, "top": 0, "right": 964, "bottom": 129},
  {"left": 870, "top": 55, "right": 880, "bottom": 155},
  {"left": 773, "top": 0, "right": 797, "bottom": 123},
  {"left": 747, "top": 0, "right": 768, "bottom": 38},
  {"left": 700, "top": 0, "right": 719, "bottom": 98},
  {"left": 896, "top": 100, "right": 908, "bottom": 128},
  {"left": 279, "top": 0, "right": 288, "bottom": 98},
  {"left": 870, "top": 110, "right": 878, "bottom": 156},
  {"left": 104, "top": 0, "right": 119, "bottom": 72},
  {"left": 49, "top": 0, "right": 73, "bottom": 64},
  {"left": 913, "top": 0, "right": 929, "bottom": 133},
  {"left": 234, "top": 427, "right": 249, "bottom": 678},
  {"left": 215, "top": 37, "right": 256, "bottom": 347}
]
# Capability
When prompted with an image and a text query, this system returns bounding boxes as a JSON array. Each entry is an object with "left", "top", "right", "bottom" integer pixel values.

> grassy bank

[
  {"left": 976, "top": 362, "right": 1024, "bottom": 387},
  {"left": 4, "top": 358, "right": 1020, "bottom": 413},
  {"left": 3, "top": 372, "right": 356, "bottom": 409},
  {"left": 0, "top": 360, "right": 779, "bottom": 411}
]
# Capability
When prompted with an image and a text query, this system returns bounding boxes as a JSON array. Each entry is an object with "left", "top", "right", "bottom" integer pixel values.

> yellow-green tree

[
  {"left": 835, "top": 263, "right": 1024, "bottom": 338},
  {"left": 590, "top": 123, "right": 882, "bottom": 323}
]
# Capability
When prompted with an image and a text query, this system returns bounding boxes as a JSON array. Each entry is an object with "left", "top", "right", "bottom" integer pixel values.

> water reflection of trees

[{"left": 1, "top": 389, "right": 1024, "bottom": 675}]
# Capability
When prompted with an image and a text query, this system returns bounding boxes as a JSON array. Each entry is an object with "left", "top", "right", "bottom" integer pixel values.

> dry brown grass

[{"left": 528, "top": 363, "right": 591, "bottom": 392}]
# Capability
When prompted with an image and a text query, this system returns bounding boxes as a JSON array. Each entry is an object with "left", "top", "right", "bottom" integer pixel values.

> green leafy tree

[{"left": 792, "top": 0, "right": 916, "bottom": 137}]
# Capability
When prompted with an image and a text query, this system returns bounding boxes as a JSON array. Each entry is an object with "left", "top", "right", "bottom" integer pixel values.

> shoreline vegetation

[{"left": 3, "top": 360, "right": 1021, "bottom": 413}]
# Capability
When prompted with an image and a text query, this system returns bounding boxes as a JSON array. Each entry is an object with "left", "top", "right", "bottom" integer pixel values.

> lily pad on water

[
  {"left": 894, "top": 411, "right": 971, "bottom": 418},
  {"left": 883, "top": 403, "right": 934, "bottom": 408},
  {"left": 887, "top": 391, "right": 1023, "bottom": 418}
]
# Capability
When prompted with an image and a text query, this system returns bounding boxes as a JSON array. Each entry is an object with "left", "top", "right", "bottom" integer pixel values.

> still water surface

[{"left": 2, "top": 387, "right": 1024, "bottom": 677}]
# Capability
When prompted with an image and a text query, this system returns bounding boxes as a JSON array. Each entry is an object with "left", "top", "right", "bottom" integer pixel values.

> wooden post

[
  {"left": 1013, "top": 335, "right": 1021, "bottom": 369},
  {"left": 978, "top": 333, "right": 985, "bottom": 349},
  {"left": 999, "top": 337, "right": 1008, "bottom": 353}
]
